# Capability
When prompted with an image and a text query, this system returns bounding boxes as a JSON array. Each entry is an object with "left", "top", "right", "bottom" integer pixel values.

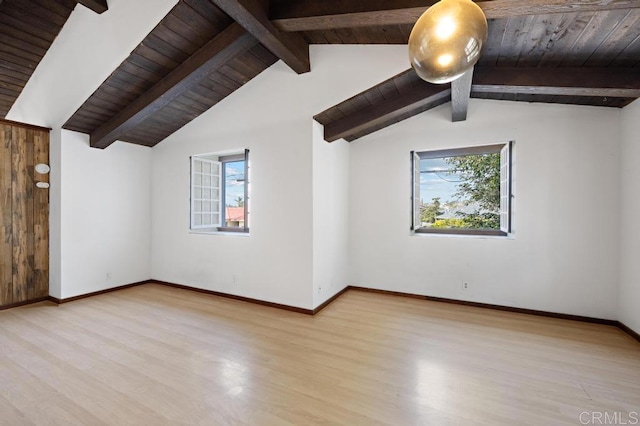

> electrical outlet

[
  {"left": 232, "top": 274, "right": 238, "bottom": 285},
  {"left": 106, "top": 272, "right": 112, "bottom": 281},
  {"left": 318, "top": 286, "right": 322, "bottom": 293},
  {"left": 462, "top": 281, "right": 469, "bottom": 290}
]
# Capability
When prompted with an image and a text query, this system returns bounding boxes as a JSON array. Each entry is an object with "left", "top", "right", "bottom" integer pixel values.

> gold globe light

[{"left": 408, "top": 0, "right": 488, "bottom": 84}]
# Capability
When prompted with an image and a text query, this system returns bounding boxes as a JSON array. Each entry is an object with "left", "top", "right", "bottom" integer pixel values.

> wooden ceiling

[
  {"left": 310, "top": 2, "right": 640, "bottom": 142},
  {"left": 4, "top": 0, "right": 640, "bottom": 147},
  {"left": 0, "top": 1, "right": 108, "bottom": 119},
  {"left": 0, "top": 0, "right": 78, "bottom": 118},
  {"left": 63, "top": 0, "right": 279, "bottom": 148}
]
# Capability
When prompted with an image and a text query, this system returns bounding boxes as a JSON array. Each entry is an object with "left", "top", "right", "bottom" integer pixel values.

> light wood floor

[{"left": 0, "top": 284, "right": 638, "bottom": 425}]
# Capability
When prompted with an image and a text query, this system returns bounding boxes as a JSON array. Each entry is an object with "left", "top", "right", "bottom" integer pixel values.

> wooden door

[{"left": 0, "top": 120, "right": 49, "bottom": 308}]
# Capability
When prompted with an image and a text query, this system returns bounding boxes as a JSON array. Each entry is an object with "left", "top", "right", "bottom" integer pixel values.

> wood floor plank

[{"left": 0, "top": 284, "right": 638, "bottom": 425}]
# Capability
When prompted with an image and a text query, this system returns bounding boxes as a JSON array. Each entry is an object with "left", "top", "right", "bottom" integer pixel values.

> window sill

[
  {"left": 412, "top": 228, "right": 514, "bottom": 239},
  {"left": 190, "top": 228, "right": 250, "bottom": 237}
]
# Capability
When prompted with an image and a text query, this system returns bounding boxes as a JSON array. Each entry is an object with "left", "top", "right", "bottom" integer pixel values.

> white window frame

[
  {"left": 190, "top": 157, "right": 222, "bottom": 230},
  {"left": 189, "top": 149, "right": 250, "bottom": 234},
  {"left": 411, "top": 142, "right": 513, "bottom": 237},
  {"left": 218, "top": 150, "right": 250, "bottom": 233}
]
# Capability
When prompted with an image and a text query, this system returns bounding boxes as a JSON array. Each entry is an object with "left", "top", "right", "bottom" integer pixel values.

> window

[
  {"left": 411, "top": 142, "right": 513, "bottom": 236},
  {"left": 190, "top": 150, "right": 249, "bottom": 233}
]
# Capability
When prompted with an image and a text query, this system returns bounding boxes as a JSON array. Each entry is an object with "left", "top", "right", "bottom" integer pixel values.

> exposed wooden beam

[
  {"left": 472, "top": 67, "right": 640, "bottom": 97},
  {"left": 451, "top": 68, "right": 474, "bottom": 122},
  {"left": 90, "top": 23, "right": 257, "bottom": 149},
  {"left": 318, "top": 83, "right": 450, "bottom": 142},
  {"left": 76, "top": 0, "right": 108, "bottom": 14},
  {"left": 315, "top": 66, "right": 640, "bottom": 143},
  {"left": 271, "top": 0, "right": 640, "bottom": 32},
  {"left": 212, "top": 0, "right": 310, "bottom": 74}
]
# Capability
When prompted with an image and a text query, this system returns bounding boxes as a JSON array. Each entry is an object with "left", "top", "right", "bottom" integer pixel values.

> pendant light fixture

[{"left": 408, "top": 0, "right": 488, "bottom": 84}]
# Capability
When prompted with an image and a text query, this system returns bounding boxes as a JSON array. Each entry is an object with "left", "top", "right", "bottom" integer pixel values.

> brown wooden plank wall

[{"left": 0, "top": 120, "right": 49, "bottom": 307}]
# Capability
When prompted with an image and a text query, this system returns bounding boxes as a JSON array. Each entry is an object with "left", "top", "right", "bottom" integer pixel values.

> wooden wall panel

[
  {"left": 0, "top": 121, "right": 49, "bottom": 308},
  {"left": 0, "top": 125, "right": 11, "bottom": 306},
  {"left": 11, "top": 126, "right": 28, "bottom": 303},
  {"left": 33, "top": 131, "right": 49, "bottom": 298}
]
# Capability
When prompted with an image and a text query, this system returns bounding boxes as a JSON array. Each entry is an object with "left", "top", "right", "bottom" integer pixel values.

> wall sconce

[
  {"left": 35, "top": 163, "right": 50, "bottom": 174},
  {"left": 408, "top": 0, "right": 488, "bottom": 84},
  {"left": 36, "top": 182, "right": 50, "bottom": 189}
]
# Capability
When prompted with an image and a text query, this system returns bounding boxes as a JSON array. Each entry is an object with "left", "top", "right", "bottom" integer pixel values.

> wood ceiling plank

[
  {"left": 113, "top": 67, "right": 158, "bottom": 91},
  {"left": 478, "top": 19, "right": 509, "bottom": 66},
  {"left": 245, "top": 44, "right": 278, "bottom": 67},
  {"left": 496, "top": 15, "right": 538, "bottom": 66},
  {"left": 1, "top": 6, "right": 61, "bottom": 41},
  {"left": 15, "top": 0, "right": 70, "bottom": 26},
  {"left": 585, "top": 10, "right": 640, "bottom": 66},
  {"left": 211, "top": 0, "right": 310, "bottom": 74},
  {"left": 30, "top": 0, "right": 74, "bottom": 18},
  {"left": 538, "top": 12, "right": 596, "bottom": 65},
  {"left": 0, "top": 33, "right": 47, "bottom": 58},
  {"left": 228, "top": 50, "right": 265, "bottom": 76},
  {"left": 515, "top": 14, "right": 567, "bottom": 67},
  {"left": 0, "top": 21, "right": 52, "bottom": 50},
  {"left": 76, "top": 102, "right": 119, "bottom": 120},
  {"left": 182, "top": 88, "right": 221, "bottom": 107},
  {"left": 609, "top": 31, "right": 640, "bottom": 65},
  {"left": 174, "top": 2, "right": 223, "bottom": 35},
  {"left": 0, "top": 59, "right": 34, "bottom": 79},
  {"left": 0, "top": 44, "right": 41, "bottom": 70},
  {"left": 185, "top": 0, "right": 233, "bottom": 27},
  {"left": 132, "top": 46, "right": 180, "bottom": 73},
  {"left": 90, "top": 23, "right": 258, "bottom": 149},
  {"left": 152, "top": 23, "right": 199, "bottom": 57},
  {"left": 205, "top": 71, "right": 242, "bottom": 92},
  {"left": 558, "top": 9, "right": 631, "bottom": 66},
  {"left": 0, "top": 6, "right": 57, "bottom": 42},
  {"left": 0, "top": 69, "right": 28, "bottom": 86},
  {"left": 141, "top": 34, "right": 191, "bottom": 65},
  {"left": 271, "top": 0, "right": 640, "bottom": 31},
  {"left": 0, "top": 79, "right": 26, "bottom": 94},
  {"left": 218, "top": 64, "right": 252, "bottom": 85},
  {"left": 164, "top": 13, "right": 218, "bottom": 48}
]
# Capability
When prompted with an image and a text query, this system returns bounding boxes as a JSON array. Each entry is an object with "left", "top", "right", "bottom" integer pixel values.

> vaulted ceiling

[
  {"left": 0, "top": 0, "right": 109, "bottom": 118},
  {"left": 2, "top": 0, "right": 640, "bottom": 147}
]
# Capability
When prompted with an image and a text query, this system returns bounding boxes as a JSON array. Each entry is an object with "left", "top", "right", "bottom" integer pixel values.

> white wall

[
  {"left": 312, "top": 121, "right": 350, "bottom": 308},
  {"left": 620, "top": 99, "right": 640, "bottom": 332},
  {"left": 349, "top": 100, "right": 621, "bottom": 319},
  {"left": 5, "top": 5, "right": 632, "bottom": 321},
  {"left": 151, "top": 46, "right": 408, "bottom": 309},
  {"left": 60, "top": 130, "right": 152, "bottom": 298},
  {"left": 6, "top": 0, "right": 176, "bottom": 299}
]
